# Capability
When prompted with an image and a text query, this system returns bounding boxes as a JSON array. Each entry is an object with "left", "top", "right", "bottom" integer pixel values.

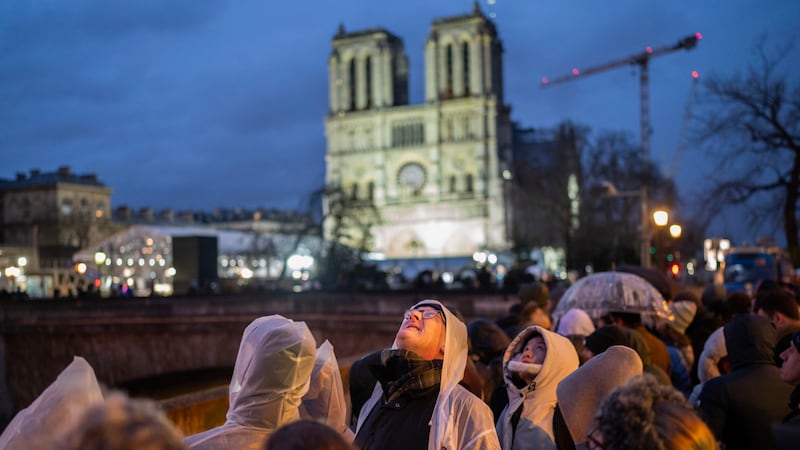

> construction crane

[
  {"left": 540, "top": 33, "right": 701, "bottom": 268},
  {"left": 541, "top": 33, "right": 702, "bottom": 160}
]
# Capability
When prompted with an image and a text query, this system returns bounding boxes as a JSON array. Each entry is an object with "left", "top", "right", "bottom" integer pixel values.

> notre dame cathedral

[{"left": 324, "top": 5, "right": 513, "bottom": 261}]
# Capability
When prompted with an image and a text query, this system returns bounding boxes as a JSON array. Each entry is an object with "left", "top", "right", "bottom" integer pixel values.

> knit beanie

[
  {"left": 667, "top": 301, "right": 697, "bottom": 334},
  {"left": 673, "top": 290, "right": 700, "bottom": 308},
  {"left": 556, "top": 308, "right": 596, "bottom": 337},
  {"left": 584, "top": 326, "right": 628, "bottom": 356}
]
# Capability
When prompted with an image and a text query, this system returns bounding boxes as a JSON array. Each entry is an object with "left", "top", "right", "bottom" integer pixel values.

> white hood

[
  {"left": 186, "top": 315, "right": 316, "bottom": 449},
  {"left": 0, "top": 357, "right": 103, "bottom": 450},
  {"left": 300, "top": 340, "right": 352, "bottom": 439},
  {"left": 356, "top": 299, "right": 500, "bottom": 450},
  {"left": 497, "top": 325, "right": 579, "bottom": 450}
]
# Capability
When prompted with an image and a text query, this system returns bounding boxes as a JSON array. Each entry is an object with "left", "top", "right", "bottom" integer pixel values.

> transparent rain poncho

[
  {"left": 0, "top": 356, "right": 104, "bottom": 450},
  {"left": 185, "top": 315, "right": 316, "bottom": 450},
  {"left": 355, "top": 299, "right": 500, "bottom": 450},
  {"left": 299, "top": 340, "right": 352, "bottom": 440}
]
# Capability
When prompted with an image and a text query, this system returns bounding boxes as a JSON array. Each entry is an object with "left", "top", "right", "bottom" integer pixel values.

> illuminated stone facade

[
  {"left": 0, "top": 166, "right": 112, "bottom": 269},
  {"left": 324, "top": 7, "right": 512, "bottom": 258}
]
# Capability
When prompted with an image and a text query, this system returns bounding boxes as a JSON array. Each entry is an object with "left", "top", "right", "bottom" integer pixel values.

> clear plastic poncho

[
  {"left": 299, "top": 340, "right": 352, "bottom": 440},
  {"left": 355, "top": 299, "right": 501, "bottom": 450},
  {"left": 0, "top": 356, "right": 103, "bottom": 450},
  {"left": 185, "top": 315, "right": 316, "bottom": 450}
]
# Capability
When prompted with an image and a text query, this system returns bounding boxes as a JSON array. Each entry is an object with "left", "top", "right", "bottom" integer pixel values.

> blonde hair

[
  {"left": 596, "top": 375, "right": 717, "bottom": 450},
  {"left": 61, "top": 392, "right": 186, "bottom": 450}
]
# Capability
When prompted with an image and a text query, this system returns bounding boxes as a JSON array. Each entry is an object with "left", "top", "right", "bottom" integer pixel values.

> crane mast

[{"left": 540, "top": 33, "right": 701, "bottom": 268}]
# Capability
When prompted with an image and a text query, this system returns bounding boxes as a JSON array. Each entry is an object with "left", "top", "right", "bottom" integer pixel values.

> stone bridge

[{"left": 0, "top": 291, "right": 512, "bottom": 430}]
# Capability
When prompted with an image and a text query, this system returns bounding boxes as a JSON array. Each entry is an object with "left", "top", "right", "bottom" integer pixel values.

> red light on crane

[
  {"left": 695, "top": 32, "right": 703, "bottom": 40},
  {"left": 646, "top": 46, "right": 653, "bottom": 54},
  {"left": 691, "top": 70, "right": 699, "bottom": 79},
  {"left": 541, "top": 77, "right": 550, "bottom": 85},
  {"left": 572, "top": 68, "right": 580, "bottom": 76}
]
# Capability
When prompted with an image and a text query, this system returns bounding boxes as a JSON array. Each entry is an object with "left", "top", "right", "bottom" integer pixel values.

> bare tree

[
  {"left": 693, "top": 40, "right": 800, "bottom": 265},
  {"left": 575, "top": 131, "right": 677, "bottom": 270},
  {"left": 277, "top": 183, "right": 380, "bottom": 288}
]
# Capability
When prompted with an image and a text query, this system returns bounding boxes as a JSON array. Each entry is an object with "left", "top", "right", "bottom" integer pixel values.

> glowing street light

[
  {"left": 652, "top": 210, "right": 669, "bottom": 227},
  {"left": 669, "top": 224, "right": 682, "bottom": 239}
]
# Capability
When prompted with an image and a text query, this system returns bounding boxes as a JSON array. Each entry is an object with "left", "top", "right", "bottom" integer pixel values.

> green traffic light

[{"left": 667, "top": 254, "right": 674, "bottom": 262}]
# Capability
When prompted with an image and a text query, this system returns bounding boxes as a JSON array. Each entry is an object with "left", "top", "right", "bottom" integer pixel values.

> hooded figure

[
  {"left": 496, "top": 326, "right": 579, "bottom": 450},
  {"left": 697, "top": 314, "right": 793, "bottom": 450},
  {"left": 299, "top": 340, "right": 353, "bottom": 440},
  {"left": 355, "top": 299, "right": 500, "bottom": 450},
  {"left": 185, "top": 315, "right": 316, "bottom": 449},
  {"left": 554, "top": 346, "right": 643, "bottom": 448},
  {"left": 0, "top": 357, "right": 103, "bottom": 450}
]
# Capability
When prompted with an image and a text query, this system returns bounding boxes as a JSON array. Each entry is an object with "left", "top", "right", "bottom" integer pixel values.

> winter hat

[
  {"left": 556, "top": 308, "right": 596, "bottom": 337},
  {"left": 667, "top": 301, "right": 697, "bottom": 334},
  {"left": 556, "top": 346, "right": 643, "bottom": 445},
  {"left": 583, "top": 326, "right": 627, "bottom": 356}
]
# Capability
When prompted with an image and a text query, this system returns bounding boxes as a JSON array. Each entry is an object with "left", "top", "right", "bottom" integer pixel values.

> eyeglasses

[
  {"left": 586, "top": 424, "right": 605, "bottom": 450},
  {"left": 403, "top": 308, "right": 442, "bottom": 321}
]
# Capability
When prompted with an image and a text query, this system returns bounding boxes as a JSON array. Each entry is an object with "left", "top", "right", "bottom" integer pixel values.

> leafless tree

[{"left": 693, "top": 40, "right": 800, "bottom": 265}]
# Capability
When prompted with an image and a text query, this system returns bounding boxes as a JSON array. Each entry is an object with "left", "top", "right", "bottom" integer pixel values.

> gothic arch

[{"left": 387, "top": 229, "right": 426, "bottom": 257}]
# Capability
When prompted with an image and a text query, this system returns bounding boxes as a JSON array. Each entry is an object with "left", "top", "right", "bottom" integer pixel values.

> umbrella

[
  {"left": 552, "top": 271, "right": 674, "bottom": 324},
  {"left": 616, "top": 264, "right": 672, "bottom": 300}
]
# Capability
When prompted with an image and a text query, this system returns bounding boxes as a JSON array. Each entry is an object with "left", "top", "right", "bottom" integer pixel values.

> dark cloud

[{"left": 1, "top": 0, "right": 798, "bottom": 244}]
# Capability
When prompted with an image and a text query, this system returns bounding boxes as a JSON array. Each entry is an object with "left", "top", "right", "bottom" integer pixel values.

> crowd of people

[{"left": 1, "top": 276, "right": 799, "bottom": 450}]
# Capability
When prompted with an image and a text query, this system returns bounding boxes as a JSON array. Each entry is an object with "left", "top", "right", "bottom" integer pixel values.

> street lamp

[
  {"left": 669, "top": 224, "right": 682, "bottom": 239},
  {"left": 653, "top": 210, "right": 669, "bottom": 227}
]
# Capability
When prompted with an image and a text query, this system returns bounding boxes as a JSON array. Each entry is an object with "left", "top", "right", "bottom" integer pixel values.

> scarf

[{"left": 371, "top": 349, "right": 443, "bottom": 403}]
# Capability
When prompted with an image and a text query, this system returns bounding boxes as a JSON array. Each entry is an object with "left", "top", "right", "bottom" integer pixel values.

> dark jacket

[
  {"left": 697, "top": 315, "right": 793, "bottom": 450},
  {"left": 354, "top": 383, "right": 439, "bottom": 450}
]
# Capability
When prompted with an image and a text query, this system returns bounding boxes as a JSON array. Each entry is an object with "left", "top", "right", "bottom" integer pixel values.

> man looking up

[
  {"left": 354, "top": 300, "right": 500, "bottom": 450},
  {"left": 754, "top": 289, "right": 800, "bottom": 366}
]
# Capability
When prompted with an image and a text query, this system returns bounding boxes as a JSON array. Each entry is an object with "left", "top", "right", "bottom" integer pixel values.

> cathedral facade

[{"left": 324, "top": 6, "right": 512, "bottom": 259}]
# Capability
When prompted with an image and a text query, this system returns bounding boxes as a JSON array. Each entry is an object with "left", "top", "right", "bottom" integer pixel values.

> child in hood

[{"left": 496, "top": 326, "right": 579, "bottom": 450}]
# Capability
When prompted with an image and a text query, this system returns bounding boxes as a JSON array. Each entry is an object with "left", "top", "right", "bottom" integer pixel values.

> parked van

[{"left": 723, "top": 246, "right": 795, "bottom": 294}]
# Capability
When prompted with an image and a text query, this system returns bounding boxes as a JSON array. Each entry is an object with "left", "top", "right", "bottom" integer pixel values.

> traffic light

[{"left": 670, "top": 262, "right": 680, "bottom": 279}]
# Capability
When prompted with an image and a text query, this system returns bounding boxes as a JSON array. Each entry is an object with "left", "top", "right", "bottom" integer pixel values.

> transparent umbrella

[{"left": 552, "top": 271, "right": 674, "bottom": 324}]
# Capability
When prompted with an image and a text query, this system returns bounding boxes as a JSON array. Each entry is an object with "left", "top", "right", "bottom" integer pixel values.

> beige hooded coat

[{"left": 496, "top": 326, "right": 579, "bottom": 450}]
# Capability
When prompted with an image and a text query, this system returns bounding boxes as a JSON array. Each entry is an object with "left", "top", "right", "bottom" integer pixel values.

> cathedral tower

[
  {"left": 324, "top": 6, "right": 512, "bottom": 263},
  {"left": 424, "top": 3, "right": 504, "bottom": 102},
  {"left": 328, "top": 26, "right": 409, "bottom": 113}
]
